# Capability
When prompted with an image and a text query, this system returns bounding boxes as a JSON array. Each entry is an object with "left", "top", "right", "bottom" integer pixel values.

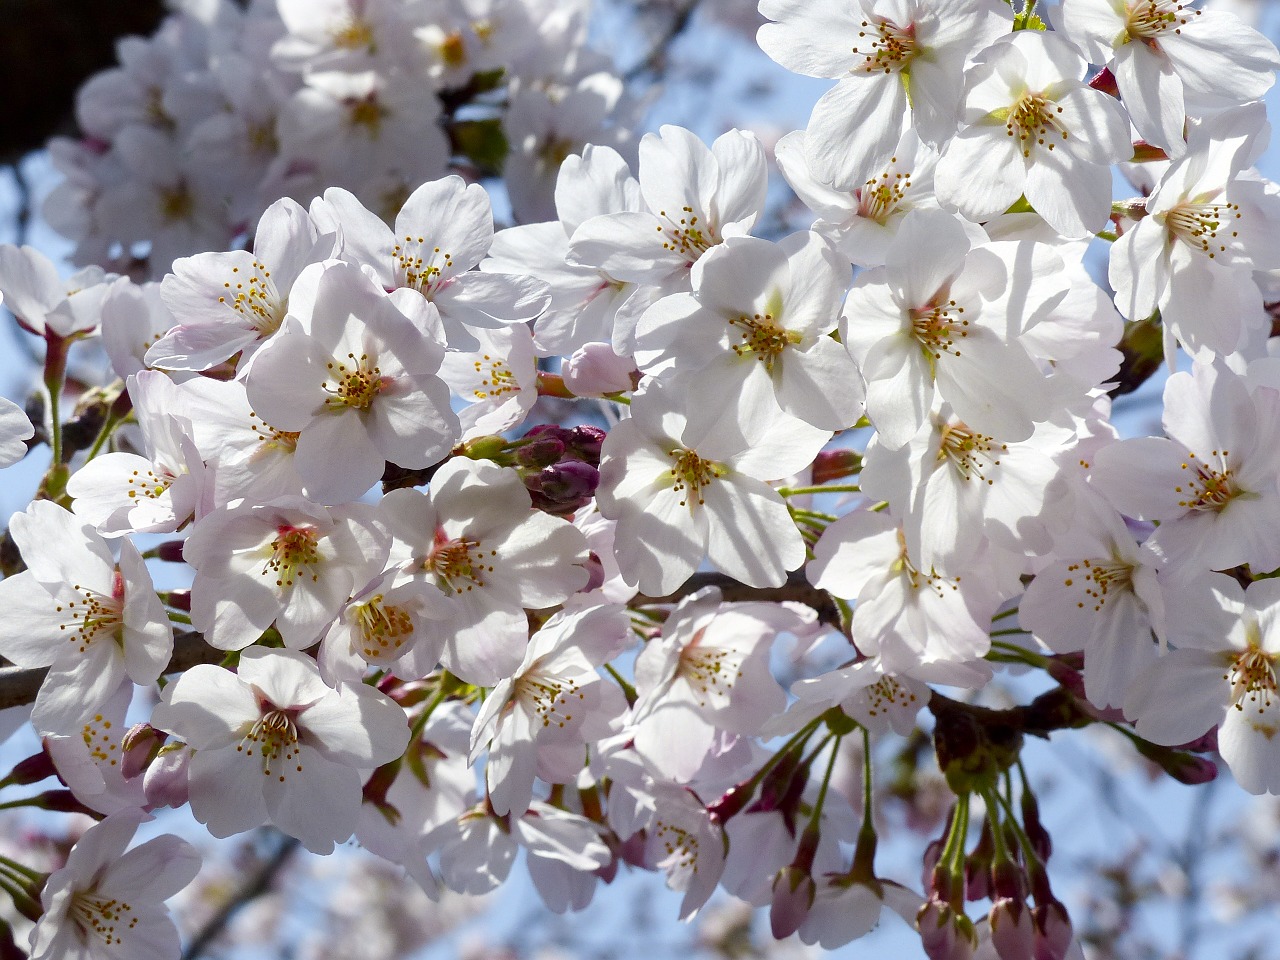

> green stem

[
  {"left": 861, "top": 728, "right": 874, "bottom": 833},
  {"left": 167, "top": 611, "right": 193, "bottom": 625},
  {"left": 0, "top": 873, "right": 40, "bottom": 923},
  {"left": 0, "top": 854, "right": 41, "bottom": 883},
  {"left": 84, "top": 408, "right": 125, "bottom": 462},
  {"left": 409, "top": 679, "right": 453, "bottom": 741},
  {"left": 43, "top": 335, "right": 69, "bottom": 466},
  {"left": 791, "top": 507, "right": 839, "bottom": 523},
  {"left": 990, "top": 786, "right": 1041, "bottom": 867},
  {"left": 807, "top": 735, "right": 842, "bottom": 831},
  {"left": 990, "top": 628, "right": 1031, "bottom": 638},
  {"left": 779, "top": 484, "right": 861, "bottom": 497},
  {"left": 604, "top": 663, "right": 637, "bottom": 704},
  {"left": 989, "top": 639, "right": 1051, "bottom": 669}
]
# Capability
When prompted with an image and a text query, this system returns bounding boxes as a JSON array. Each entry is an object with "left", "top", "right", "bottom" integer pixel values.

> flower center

[
  {"left": 728, "top": 310, "right": 799, "bottom": 368},
  {"left": 1174, "top": 449, "right": 1246, "bottom": 512},
  {"left": 472, "top": 354, "right": 519, "bottom": 400},
  {"left": 159, "top": 184, "right": 194, "bottom": 223},
  {"left": 55, "top": 579, "right": 125, "bottom": 654},
  {"left": 1161, "top": 202, "right": 1242, "bottom": 259},
  {"left": 653, "top": 818, "right": 701, "bottom": 874},
  {"left": 668, "top": 449, "right": 725, "bottom": 508},
  {"left": 353, "top": 594, "right": 415, "bottom": 660},
  {"left": 349, "top": 96, "right": 386, "bottom": 134},
  {"left": 125, "top": 465, "right": 174, "bottom": 503},
  {"left": 1124, "top": 0, "right": 1197, "bottom": 42},
  {"left": 656, "top": 206, "right": 718, "bottom": 263},
  {"left": 910, "top": 298, "right": 969, "bottom": 366},
  {"left": 937, "top": 422, "right": 1006, "bottom": 485},
  {"left": 857, "top": 163, "right": 913, "bottom": 223},
  {"left": 240, "top": 707, "right": 302, "bottom": 781},
  {"left": 264, "top": 525, "right": 322, "bottom": 588},
  {"left": 893, "top": 529, "right": 961, "bottom": 598},
  {"left": 250, "top": 413, "right": 301, "bottom": 453},
  {"left": 516, "top": 673, "right": 583, "bottom": 729},
  {"left": 1006, "top": 94, "right": 1068, "bottom": 158},
  {"left": 426, "top": 531, "right": 495, "bottom": 594},
  {"left": 865, "top": 676, "right": 919, "bottom": 720},
  {"left": 332, "top": 16, "right": 376, "bottom": 51},
  {"left": 325, "top": 353, "right": 385, "bottom": 411},
  {"left": 1225, "top": 646, "right": 1278, "bottom": 714},
  {"left": 71, "top": 891, "right": 138, "bottom": 947},
  {"left": 218, "top": 261, "right": 284, "bottom": 336},
  {"left": 1064, "top": 557, "right": 1136, "bottom": 612},
  {"left": 679, "top": 641, "right": 742, "bottom": 709},
  {"left": 393, "top": 235, "right": 454, "bottom": 294},
  {"left": 851, "top": 17, "right": 917, "bottom": 74}
]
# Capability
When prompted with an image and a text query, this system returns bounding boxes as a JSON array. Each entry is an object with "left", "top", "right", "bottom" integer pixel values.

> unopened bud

[
  {"left": 770, "top": 866, "right": 816, "bottom": 939},
  {"left": 525, "top": 460, "right": 599, "bottom": 515},
  {"left": 918, "top": 901, "right": 976, "bottom": 960},
  {"left": 1033, "top": 900, "right": 1074, "bottom": 960},
  {"left": 143, "top": 743, "right": 193, "bottom": 809},
  {"left": 561, "top": 343, "right": 638, "bottom": 397},
  {"left": 120, "top": 723, "right": 165, "bottom": 779},
  {"left": 990, "top": 898, "right": 1035, "bottom": 960},
  {"left": 2, "top": 749, "right": 56, "bottom": 788}
]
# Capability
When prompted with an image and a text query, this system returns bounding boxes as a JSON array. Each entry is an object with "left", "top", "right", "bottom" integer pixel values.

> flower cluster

[
  {"left": 45, "top": 0, "right": 641, "bottom": 274},
  {"left": 0, "top": 1, "right": 1279, "bottom": 959}
]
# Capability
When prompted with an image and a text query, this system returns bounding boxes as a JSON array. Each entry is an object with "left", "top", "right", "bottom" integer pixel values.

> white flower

[
  {"left": 0, "top": 244, "right": 113, "bottom": 338},
  {"left": 244, "top": 261, "right": 459, "bottom": 505},
  {"left": 470, "top": 603, "right": 631, "bottom": 815},
  {"left": 380, "top": 458, "right": 591, "bottom": 686},
  {"left": 0, "top": 396, "right": 33, "bottom": 468},
  {"left": 0, "top": 501, "right": 172, "bottom": 736},
  {"left": 1057, "top": 0, "right": 1280, "bottom": 153},
  {"left": 1125, "top": 575, "right": 1280, "bottom": 794},
  {"left": 150, "top": 647, "right": 411, "bottom": 852},
  {"left": 934, "top": 31, "right": 1130, "bottom": 239},
  {"left": 596, "top": 377, "right": 829, "bottom": 595},
  {"left": 29, "top": 811, "right": 200, "bottom": 960},
  {"left": 758, "top": 0, "right": 1011, "bottom": 189}
]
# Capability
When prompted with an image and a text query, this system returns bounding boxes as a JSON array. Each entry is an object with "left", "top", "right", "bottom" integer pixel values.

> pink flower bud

[
  {"left": 1033, "top": 901, "right": 1074, "bottom": 960},
  {"left": 918, "top": 901, "right": 977, "bottom": 960},
  {"left": 770, "top": 867, "right": 816, "bottom": 939},
  {"left": 990, "top": 898, "right": 1035, "bottom": 960},
  {"left": 561, "top": 343, "right": 638, "bottom": 397},
  {"left": 143, "top": 743, "right": 193, "bottom": 809}
]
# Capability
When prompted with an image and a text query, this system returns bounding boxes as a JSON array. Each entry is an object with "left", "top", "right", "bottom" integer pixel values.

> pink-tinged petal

[
  {"left": 151, "top": 664, "right": 261, "bottom": 748},
  {"left": 0, "top": 573, "right": 65, "bottom": 667},
  {"left": 634, "top": 700, "right": 715, "bottom": 783},
  {"left": 398, "top": 177, "right": 494, "bottom": 273},
  {"left": 1124, "top": 648, "right": 1229, "bottom": 745},
  {"left": 293, "top": 412, "right": 382, "bottom": 505},
  {"left": 1162, "top": 11, "right": 1280, "bottom": 102},
  {"left": 1218, "top": 704, "right": 1280, "bottom": 795},
  {"left": 118, "top": 537, "right": 173, "bottom": 684},
  {"left": 806, "top": 78, "right": 909, "bottom": 192},
  {"left": 611, "top": 489, "right": 706, "bottom": 597},
  {"left": 702, "top": 474, "right": 804, "bottom": 588},
  {"left": 11, "top": 500, "right": 115, "bottom": 587},
  {"left": 485, "top": 713, "right": 538, "bottom": 817},
  {"left": 263, "top": 743, "right": 361, "bottom": 853},
  {"left": 1113, "top": 43, "right": 1186, "bottom": 154},
  {"left": 238, "top": 648, "right": 332, "bottom": 710},
  {"left": 567, "top": 212, "right": 686, "bottom": 283},
  {"left": 32, "top": 644, "right": 126, "bottom": 736},
  {"left": 187, "top": 745, "right": 270, "bottom": 838},
  {"left": 1091, "top": 436, "right": 1195, "bottom": 520},
  {"left": 243, "top": 330, "right": 331, "bottom": 431},
  {"left": 300, "top": 683, "right": 409, "bottom": 766},
  {"left": 101, "top": 834, "right": 201, "bottom": 900}
]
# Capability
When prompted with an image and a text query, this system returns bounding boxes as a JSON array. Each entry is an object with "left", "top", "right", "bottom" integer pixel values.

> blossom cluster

[
  {"left": 0, "top": 1, "right": 1279, "bottom": 959},
  {"left": 44, "top": 0, "right": 641, "bottom": 274}
]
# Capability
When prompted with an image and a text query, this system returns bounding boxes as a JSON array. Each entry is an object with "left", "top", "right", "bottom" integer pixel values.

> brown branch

[{"left": 0, "top": 630, "right": 222, "bottom": 712}]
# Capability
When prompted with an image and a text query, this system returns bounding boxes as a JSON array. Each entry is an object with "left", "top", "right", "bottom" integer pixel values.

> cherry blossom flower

[
  {"left": 244, "top": 261, "right": 458, "bottom": 504},
  {"left": 150, "top": 647, "right": 411, "bottom": 852},
  {"left": 758, "top": 0, "right": 1011, "bottom": 189},
  {"left": 29, "top": 811, "right": 200, "bottom": 960},
  {"left": 183, "top": 498, "right": 389, "bottom": 651},
  {"left": 146, "top": 196, "right": 335, "bottom": 372},
  {"left": 1125, "top": 575, "right": 1280, "bottom": 794},
  {"left": 1057, "top": 0, "right": 1280, "bottom": 153},
  {"left": 840, "top": 210, "right": 1057, "bottom": 449},
  {"left": 0, "top": 244, "right": 113, "bottom": 338},
  {"left": 379, "top": 458, "right": 591, "bottom": 685},
  {"left": 1091, "top": 362, "right": 1280, "bottom": 579},
  {"left": 596, "top": 377, "right": 829, "bottom": 595},
  {"left": 0, "top": 501, "right": 172, "bottom": 736},
  {"left": 634, "top": 231, "right": 861, "bottom": 430},
  {"left": 934, "top": 31, "right": 1131, "bottom": 239},
  {"left": 470, "top": 603, "right": 631, "bottom": 815}
]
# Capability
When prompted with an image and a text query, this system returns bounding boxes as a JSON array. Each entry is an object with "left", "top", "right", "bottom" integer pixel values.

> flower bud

[
  {"left": 514, "top": 434, "right": 566, "bottom": 468},
  {"left": 1033, "top": 900, "right": 1074, "bottom": 960},
  {"left": 989, "top": 897, "right": 1035, "bottom": 960},
  {"left": 525, "top": 460, "right": 599, "bottom": 516},
  {"left": 143, "top": 743, "right": 193, "bottom": 809},
  {"left": 2, "top": 749, "right": 56, "bottom": 788},
  {"left": 917, "top": 901, "right": 976, "bottom": 960},
  {"left": 120, "top": 723, "right": 165, "bottom": 779},
  {"left": 561, "top": 342, "right": 638, "bottom": 397},
  {"left": 565, "top": 424, "right": 606, "bottom": 464},
  {"left": 770, "top": 866, "right": 816, "bottom": 939}
]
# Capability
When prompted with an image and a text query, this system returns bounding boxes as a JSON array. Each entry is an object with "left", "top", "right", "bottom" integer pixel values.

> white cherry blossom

[{"left": 150, "top": 647, "right": 411, "bottom": 852}]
